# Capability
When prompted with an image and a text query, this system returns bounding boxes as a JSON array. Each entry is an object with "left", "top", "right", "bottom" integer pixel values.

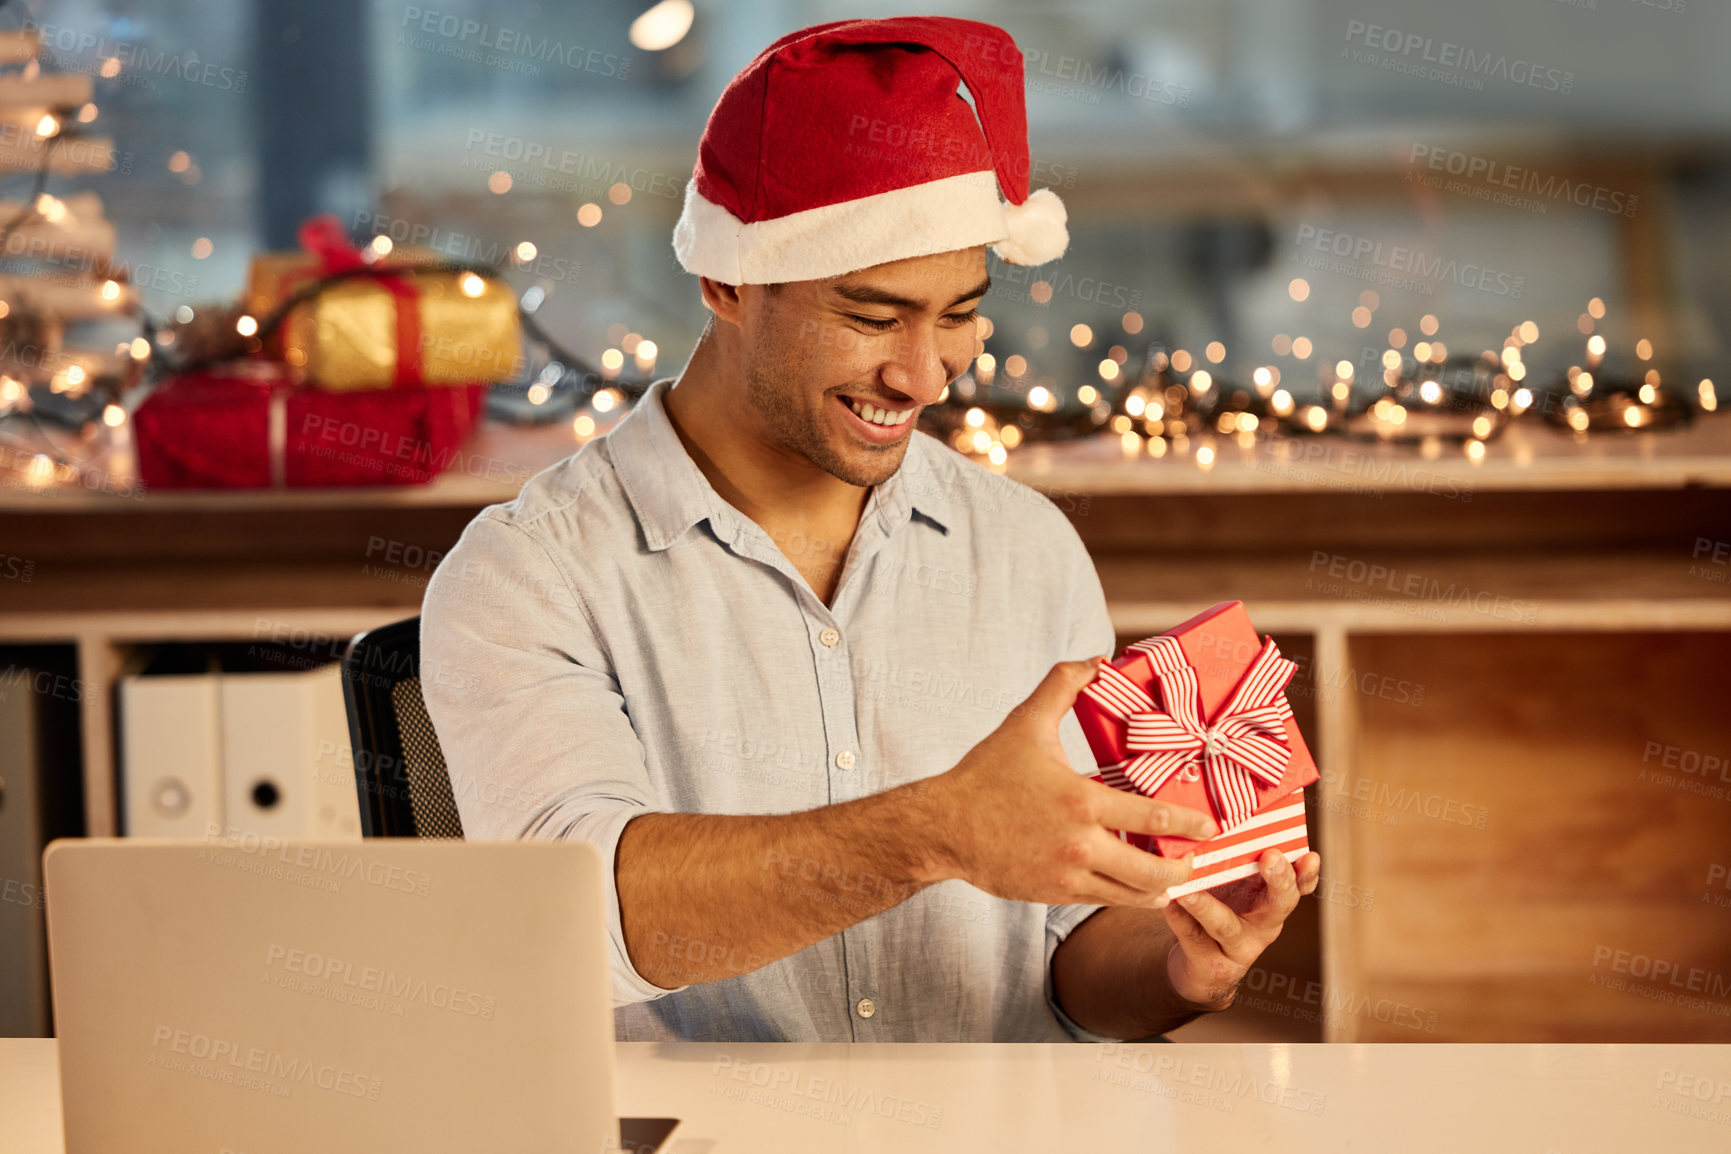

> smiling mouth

[{"left": 836, "top": 393, "right": 917, "bottom": 429}]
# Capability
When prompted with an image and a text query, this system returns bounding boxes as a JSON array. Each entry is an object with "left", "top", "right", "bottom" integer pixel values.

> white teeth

[{"left": 846, "top": 398, "right": 911, "bottom": 428}]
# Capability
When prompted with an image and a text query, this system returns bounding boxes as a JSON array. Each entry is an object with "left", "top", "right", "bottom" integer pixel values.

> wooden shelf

[
  {"left": 5, "top": 411, "right": 1730, "bottom": 514},
  {"left": 4, "top": 418, "right": 1731, "bottom": 1041}
]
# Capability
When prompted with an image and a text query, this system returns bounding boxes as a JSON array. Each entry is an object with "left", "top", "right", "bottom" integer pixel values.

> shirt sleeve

[
  {"left": 1043, "top": 509, "right": 1123, "bottom": 1041},
  {"left": 419, "top": 511, "right": 691, "bottom": 1008}
]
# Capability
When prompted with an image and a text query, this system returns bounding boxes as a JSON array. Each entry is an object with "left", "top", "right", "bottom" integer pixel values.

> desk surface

[{"left": 5, "top": 1037, "right": 1730, "bottom": 1152}]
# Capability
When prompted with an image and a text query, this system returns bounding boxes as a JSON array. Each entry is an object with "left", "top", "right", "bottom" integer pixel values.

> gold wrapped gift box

[{"left": 244, "top": 248, "right": 522, "bottom": 391}]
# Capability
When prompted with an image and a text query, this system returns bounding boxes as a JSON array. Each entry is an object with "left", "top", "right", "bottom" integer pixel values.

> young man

[{"left": 421, "top": 15, "right": 1320, "bottom": 1043}]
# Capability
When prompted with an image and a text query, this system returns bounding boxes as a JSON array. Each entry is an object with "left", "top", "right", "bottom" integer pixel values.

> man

[{"left": 421, "top": 15, "right": 1320, "bottom": 1043}]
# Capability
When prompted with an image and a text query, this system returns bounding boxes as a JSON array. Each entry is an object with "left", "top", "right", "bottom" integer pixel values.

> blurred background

[
  {"left": 27, "top": 0, "right": 1731, "bottom": 394},
  {"left": 2, "top": 0, "right": 1729, "bottom": 1046}
]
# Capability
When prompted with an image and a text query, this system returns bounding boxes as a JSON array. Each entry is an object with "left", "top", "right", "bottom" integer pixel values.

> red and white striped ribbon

[{"left": 1079, "top": 635, "right": 1297, "bottom": 831}]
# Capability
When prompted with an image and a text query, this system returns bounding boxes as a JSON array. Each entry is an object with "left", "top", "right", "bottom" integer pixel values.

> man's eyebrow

[{"left": 830, "top": 276, "right": 992, "bottom": 311}]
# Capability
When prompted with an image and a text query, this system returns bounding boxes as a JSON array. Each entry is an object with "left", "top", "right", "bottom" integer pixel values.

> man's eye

[
  {"left": 848, "top": 315, "right": 897, "bottom": 331},
  {"left": 946, "top": 308, "right": 980, "bottom": 326}
]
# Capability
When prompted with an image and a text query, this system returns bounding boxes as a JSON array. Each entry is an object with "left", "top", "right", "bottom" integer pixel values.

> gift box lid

[{"left": 1074, "top": 600, "right": 1319, "bottom": 857}]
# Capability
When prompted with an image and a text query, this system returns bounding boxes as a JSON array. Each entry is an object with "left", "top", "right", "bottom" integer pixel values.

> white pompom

[{"left": 991, "top": 188, "right": 1069, "bottom": 266}]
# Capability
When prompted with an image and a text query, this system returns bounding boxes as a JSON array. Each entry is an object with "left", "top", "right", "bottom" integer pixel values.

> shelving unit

[{"left": 2, "top": 417, "right": 1728, "bottom": 1041}]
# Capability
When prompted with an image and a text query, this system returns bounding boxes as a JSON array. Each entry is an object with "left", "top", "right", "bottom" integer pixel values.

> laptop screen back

[{"left": 45, "top": 838, "right": 617, "bottom": 1154}]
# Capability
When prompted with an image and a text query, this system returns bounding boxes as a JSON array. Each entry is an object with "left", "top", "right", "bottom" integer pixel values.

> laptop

[{"left": 44, "top": 837, "right": 679, "bottom": 1154}]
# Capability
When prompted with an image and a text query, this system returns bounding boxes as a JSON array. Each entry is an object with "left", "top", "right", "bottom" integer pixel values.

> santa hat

[{"left": 673, "top": 16, "right": 1068, "bottom": 285}]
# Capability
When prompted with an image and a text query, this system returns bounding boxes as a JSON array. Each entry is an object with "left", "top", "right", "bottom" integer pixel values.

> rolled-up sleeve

[
  {"left": 419, "top": 511, "right": 690, "bottom": 1007},
  {"left": 1044, "top": 508, "right": 1120, "bottom": 1041}
]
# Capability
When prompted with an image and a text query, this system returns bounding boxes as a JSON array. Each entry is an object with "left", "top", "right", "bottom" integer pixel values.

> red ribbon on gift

[
  {"left": 288, "top": 214, "right": 425, "bottom": 388},
  {"left": 1080, "top": 635, "right": 1298, "bottom": 831}
]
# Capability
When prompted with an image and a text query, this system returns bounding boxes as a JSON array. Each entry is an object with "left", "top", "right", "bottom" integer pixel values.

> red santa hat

[{"left": 673, "top": 15, "right": 1068, "bottom": 285}]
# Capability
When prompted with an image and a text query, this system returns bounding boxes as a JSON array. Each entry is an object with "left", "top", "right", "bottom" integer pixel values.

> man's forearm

[
  {"left": 616, "top": 777, "right": 949, "bottom": 989},
  {"left": 1051, "top": 906, "right": 1227, "bottom": 1039}
]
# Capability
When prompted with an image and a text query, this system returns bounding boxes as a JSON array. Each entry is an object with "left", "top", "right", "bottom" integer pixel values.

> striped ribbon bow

[{"left": 1080, "top": 635, "right": 1298, "bottom": 832}]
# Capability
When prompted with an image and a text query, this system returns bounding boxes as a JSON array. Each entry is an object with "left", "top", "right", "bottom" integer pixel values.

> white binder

[{"left": 120, "top": 661, "right": 360, "bottom": 840}]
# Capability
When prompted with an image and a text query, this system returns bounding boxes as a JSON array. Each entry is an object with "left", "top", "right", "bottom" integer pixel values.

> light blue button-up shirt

[{"left": 420, "top": 377, "right": 1127, "bottom": 1042}]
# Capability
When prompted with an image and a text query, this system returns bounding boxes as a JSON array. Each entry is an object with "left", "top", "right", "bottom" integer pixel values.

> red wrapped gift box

[
  {"left": 135, "top": 365, "right": 487, "bottom": 489},
  {"left": 1073, "top": 601, "right": 1319, "bottom": 898}
]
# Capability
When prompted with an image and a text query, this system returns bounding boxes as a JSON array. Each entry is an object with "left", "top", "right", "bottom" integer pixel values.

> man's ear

[{"left": 699, "top": 276, "right": 747, "bottom": 328}]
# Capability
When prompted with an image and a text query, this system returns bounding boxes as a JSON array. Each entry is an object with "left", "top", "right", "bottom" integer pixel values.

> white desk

[{"left": 5, "top": 1037, "right": 1731, "bottom": 1151}]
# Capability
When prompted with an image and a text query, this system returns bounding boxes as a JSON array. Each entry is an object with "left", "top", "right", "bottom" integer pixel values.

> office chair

[{"left": 339, "top": 617, "right": 464, "bottom": 839}]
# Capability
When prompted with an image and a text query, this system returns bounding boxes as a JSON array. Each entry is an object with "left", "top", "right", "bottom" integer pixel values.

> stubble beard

[{"left": 744, "top": 360, "right": 908, "bottom": 489}]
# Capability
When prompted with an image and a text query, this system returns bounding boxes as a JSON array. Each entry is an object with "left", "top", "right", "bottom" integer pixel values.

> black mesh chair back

[{"left": 339, "top": 617, "right": 464, "bottom": 839}]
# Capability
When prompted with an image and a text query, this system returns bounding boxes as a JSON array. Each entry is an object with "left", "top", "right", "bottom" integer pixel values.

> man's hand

[
  {"left": 1163, "top": 848, "right": 1322, "bottom": 1008},
  {"left": 915, "top": 658, "right": 1220, "bottom": 909}
]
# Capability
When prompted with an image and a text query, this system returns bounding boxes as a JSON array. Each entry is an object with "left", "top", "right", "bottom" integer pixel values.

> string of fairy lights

[{"left": 912, "top": 278, "right": 1721, "bottom": 472}]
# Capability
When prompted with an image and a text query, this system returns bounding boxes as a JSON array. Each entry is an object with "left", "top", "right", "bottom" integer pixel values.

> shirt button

[
  {"left": 819, "top": 627, "right": 841, "bottom": 648},
  {"left": 834, "top": 750, "right": 856, "bottom": 770},
  {"left": 856, "top": 998, "right": 876, "bottom": 1019}
]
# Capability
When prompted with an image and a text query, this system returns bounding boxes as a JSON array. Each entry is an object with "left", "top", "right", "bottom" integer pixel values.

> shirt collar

[{"left": 607, "top": 378, "right": 951, "bottom": 552}]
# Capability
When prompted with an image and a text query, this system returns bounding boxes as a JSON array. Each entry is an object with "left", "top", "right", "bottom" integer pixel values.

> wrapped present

[
  {"left": 243, "top": 215, "right": 521, "bottom": 391},
  {"left": 1073, "top": 600, "right": 1318, "bottom": 898},
  {"left": 134, "top": 363, "right": 487, "bottom": 489}
]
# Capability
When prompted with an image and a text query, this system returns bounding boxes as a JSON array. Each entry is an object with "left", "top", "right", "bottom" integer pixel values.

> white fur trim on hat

[
  {"left": 675, "top": 171, "right": 1065, "bottom": 284},
  {"left": 991, "top": 188, "right": 1068, "bottom": 266}
]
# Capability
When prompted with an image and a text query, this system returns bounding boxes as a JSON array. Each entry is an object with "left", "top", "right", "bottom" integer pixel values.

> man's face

[{"left": 733, "top": 246, "right": 989, "bottom": 488}]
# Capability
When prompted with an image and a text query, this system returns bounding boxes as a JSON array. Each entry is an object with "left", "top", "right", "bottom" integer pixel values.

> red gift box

[
  {"left": 1073, "top": 601, "right": 1318, "bottom": 898},
  {"left": 135, "top": 364, "right": 487, "bottom": 489}
]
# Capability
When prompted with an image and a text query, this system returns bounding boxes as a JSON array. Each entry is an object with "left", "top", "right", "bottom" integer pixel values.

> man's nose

[{"left": 879, "top": 328, "right": 951, "bottom": 403}]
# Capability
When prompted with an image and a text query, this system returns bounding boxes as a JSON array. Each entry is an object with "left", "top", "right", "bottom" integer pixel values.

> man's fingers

[
  {"left": 1091, "top": 782, "right": 1219, "bottom": 841},
  {"left": 1085, "top": 833, "right": 1193, "bottom": 903},
  {"left": 1018, "top": 657, "right": 1107, "bottom": 731},
  {"left": 1079, "top": 870, "right": 1174, "bottom": 909},
  {"left": 1162, "top": 899, "right": 1217, "bottom": 956},
  {"left": 1240, "top": 849, "right": 1300, "bottom": 927},
  {"left": 1295, "top": 852, "right": 1322, "bottom": 895},
  {"left": 1172, "top": 889, "right": 1248, "bottom": 951}
]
